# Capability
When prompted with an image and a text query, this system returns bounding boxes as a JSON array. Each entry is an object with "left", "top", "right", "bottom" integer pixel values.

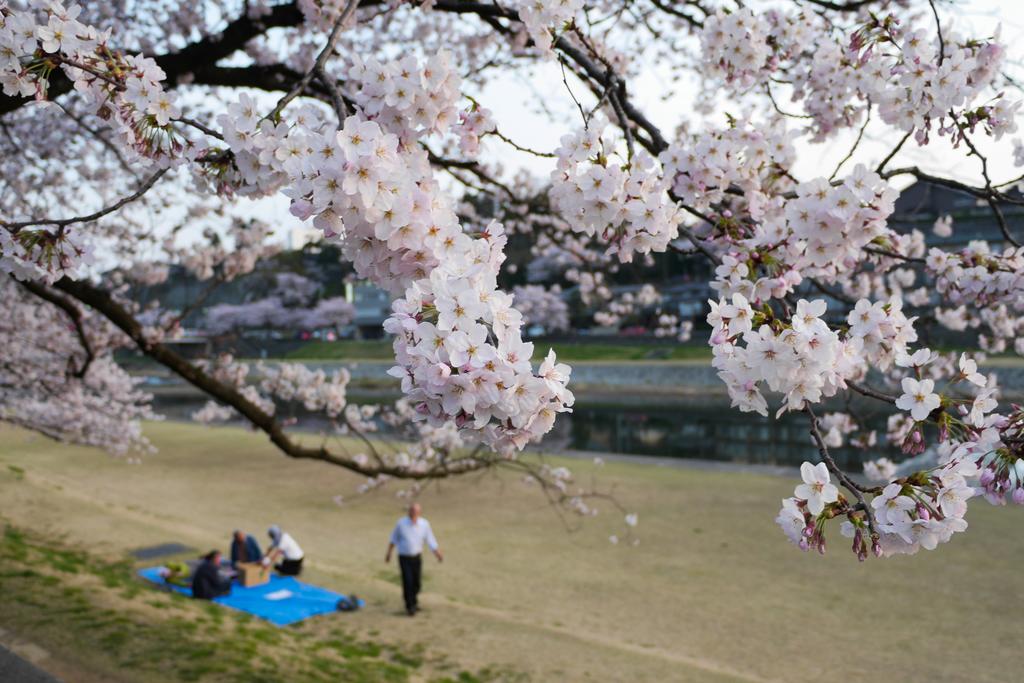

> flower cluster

[
  {"left": 259, "top": 362, "right": 351, "bottom": 419},
  {"left": 172, "top": 221, "right": 280, "bottom": 281},
  {"left": 511, "top": 0, "right": 582, "bottom": 54},
  {"left": 566, "top": 269, "right": 612, "bottom": 306},
  {"left": 1, "top": 276, "right": 155, "bottom": 455},
  {"left": 776, "top": 462, "right": 838, "bottom": 552},
  {"left": 779, "top": 457, "right": 976, "bottom": 559},
  {"left": 202, "top": 50, "right": 577, "bottom": 453},
  {"left": 0, "top": 1, "right": 184, "bottom": 160},
  {"left": 653, "top": 313, "right": 693, "bottom": 342},
  {"left": 660, "top": 118, "right": 797, "bottom": 216},
  {"left": 347, "top": 51, "right": 462, "bottom": 142},
  {"left": 384, "top": 224, "right": 574, "bottom": 454},
  {"left": 854, "top": 457, "right": 977, "bottom": 557},
  {"left": 512, "top": 284, "right": 570, "bottom": 334},
  {"left": 784, "top": 167, "right": 897, "bottom": 276},
  {"left": 845, "top": 296, "right": 919, "bottom": 371},
  {"left": 873, "top": 26, "right": 1016, "bottom": 143},
  {"left": 192, "top": 401, "right": 236, "bottom": 424},
  {"left": 592, "top": 283, "right": 660, "bottom": 328},
  {"left": 454, "top": 104, "right": 495, "bottom": 157},
  {"left": 196, "top": 354, "right": 275, "bottom": 416},
  {"left": 0, "top": 224, "right": 93, "bottom": 283},
  {"left": 699, "top": 9, "right": 813, "bottom": 89},
  {"left": 818, "top": 412, "right": 858, "bottom": 449},
  {"left": 863, "top": 457, "right": 897, "bottom": 482},
  {"left": 977, "top": 427, "right": 1024, "bottom": 506},
  {"left": 297, "top": 0, "right": 353, "bottom": 31},
  {"left": 925, "top": 244, "right": 1024, "bottom": 353},
  {"left": 0, "top": 1, "right": 194, "bottom": 281},
  {"left": 700, "top": 8, "right": 1017, "bottom": 143},
  {"left": 551, "top": 124, "right": 682, "bottom": 262},
  {"left": 709, "top": 297, "right": 856, "bottom": 416}
]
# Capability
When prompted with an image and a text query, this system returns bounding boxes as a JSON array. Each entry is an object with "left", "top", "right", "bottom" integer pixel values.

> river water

[{"left": 149, "top": 382, "right": 894, "bottom": 470}]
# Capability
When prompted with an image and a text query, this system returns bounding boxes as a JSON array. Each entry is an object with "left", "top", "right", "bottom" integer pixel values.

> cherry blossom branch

[
  {"left": 874, "top": 130, "right": 912, "bottom": 174},
  {"left": 50, "top": 276, "right": 497, "bottom": 480},
  {"left": 646, "top": 0, "right": 704, "bottom": 28},
  {"left": 266, "top": 0, "right": 360, "bottom": 122},
  {"left": 173, "top": 117, "right": 224, "bottom": 141},
  {"left": 486, "top": 128, "right": 557, "bottom": 158},
  {"left": 0, "top": 169, "right": 167, "bottom": 231},
  {"left": 830, "top": 106, "right": 871, "bottom": 180},
  {"left": 805, "top": 406, "right": 881, "bottom": 544},
  {"left": 0, "top": 2, "right": 308, "bottom": 117},
  {"left": 16, "top": 277, "right": 94, "bottom": 379},
  {"left": 425, "top": 149, "right": 520, "bottom": 199},
  {"left": 54, "top": 102, "right": 137, "bottom": 175},
  {"left": 315, "top": 66, "right": 351, "bottom": 124},
  {"left": 863, "top": 246, "right": 926, "bottom": 264},
  {"left": 847, "top": 380, "right": 897, "bottom": 405},
  {"left": 928, "top": 0, "right": 946, "bottom": 65},
  {"left": 801, "top": 0, "right": 884, "bottom": 10},
  {"left": 808, "top": 277, "right": 856, "bottom": 305}
]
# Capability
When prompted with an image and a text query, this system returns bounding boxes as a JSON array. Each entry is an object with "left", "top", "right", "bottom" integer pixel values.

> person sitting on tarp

[
  {"left": 160, "top": 560, "right": 191, "bottom": 588},
  {"left": 192, "top": 550, "right": 232, "bottom": 600},
  {"left": 264, "top": 525, "right": 304, "bottom": 576},
  {"left": 230, "top": 529, "right": 262, "bottom": 568}
]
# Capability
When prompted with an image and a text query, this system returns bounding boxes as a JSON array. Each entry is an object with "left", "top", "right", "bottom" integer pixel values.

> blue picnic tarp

[{"left": 138, "top": 566, "right": 363, "bottom": 626}]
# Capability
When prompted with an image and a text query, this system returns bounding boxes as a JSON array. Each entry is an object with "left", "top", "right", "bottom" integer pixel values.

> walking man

[{"left": 385, "top": 503, "right": 443, "bottom": 616}]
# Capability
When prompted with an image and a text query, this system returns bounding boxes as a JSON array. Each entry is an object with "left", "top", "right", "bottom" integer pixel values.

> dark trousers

[
  {"left": 398, "top": 554, "right": 422, "bottom": 612},
  {"left": 275, "top": 557, "right": 303, "bottom": 576}
]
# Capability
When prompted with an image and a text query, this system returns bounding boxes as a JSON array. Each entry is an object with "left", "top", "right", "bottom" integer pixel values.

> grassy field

[
  {"left": 2, "top": 422, "right": 1023, "bottom": 682},
  {"left": 284, "top": 340, "right": 713, "bottom": 363}
]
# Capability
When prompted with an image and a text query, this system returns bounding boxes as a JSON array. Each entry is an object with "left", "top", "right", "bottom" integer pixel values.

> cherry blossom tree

[
  {"left": 203, "top": 271, "right": 355, "bottom": 335},
  {"left": 2, "top": 0, "right": 1024, "bottom": 557}
]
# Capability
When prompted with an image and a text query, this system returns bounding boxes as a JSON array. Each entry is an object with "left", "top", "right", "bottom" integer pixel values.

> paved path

[{"left": 0, "top": 644, "right": 62, "bottom": 683}]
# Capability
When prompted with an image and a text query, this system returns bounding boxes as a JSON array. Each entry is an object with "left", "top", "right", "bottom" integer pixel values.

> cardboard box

[{"left": 236, "top": 561, "right": 270, "bottom": 587}]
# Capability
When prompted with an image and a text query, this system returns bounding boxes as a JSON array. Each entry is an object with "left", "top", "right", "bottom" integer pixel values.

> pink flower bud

[
  {"left": 1013, "top": 487, "right": 1024, "bottom": 505},
  {"left": 872, "top": 540, "right": 883, "bottom": 558},
  {"left": 917, "top": 504, "right": 930, "bottom": 521},
  {"left": 980, "top": 468, "right": 995, "bottom": 486}
]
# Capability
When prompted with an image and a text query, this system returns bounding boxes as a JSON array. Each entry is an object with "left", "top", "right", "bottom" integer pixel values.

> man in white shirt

[
  {"left": 265, "top": 525, "right": 304, "bottom": 576},
  {"left": 385, "top": 503, "right": 443, "bottom": 615}
]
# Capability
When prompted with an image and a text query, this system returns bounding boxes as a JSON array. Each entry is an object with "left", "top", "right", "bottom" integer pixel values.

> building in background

[
  {"left": 345, "top": 281, "right": 390, "bottom": 338},
  {"left": 889, "top": 180, "right": 1024, "bottom": 248}
]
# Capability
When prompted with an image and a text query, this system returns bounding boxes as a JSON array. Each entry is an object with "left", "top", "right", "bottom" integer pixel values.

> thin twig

[
  {"left": 806, "top": 406, "right": 881, "bottom": 546},
  {"left": 1, "top": 169, "right": 168, "bottom": 231},
  {"left": 265, "top": 0, "right": 359, "bottom": 122},
  {"left": 830, "top": 106, "right": 870, "bottom": 181}
]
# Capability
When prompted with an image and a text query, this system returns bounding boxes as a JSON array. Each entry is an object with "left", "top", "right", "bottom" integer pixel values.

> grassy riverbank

[{"left": 2, "top": 422, "right": 1023, "bottom": 682}]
